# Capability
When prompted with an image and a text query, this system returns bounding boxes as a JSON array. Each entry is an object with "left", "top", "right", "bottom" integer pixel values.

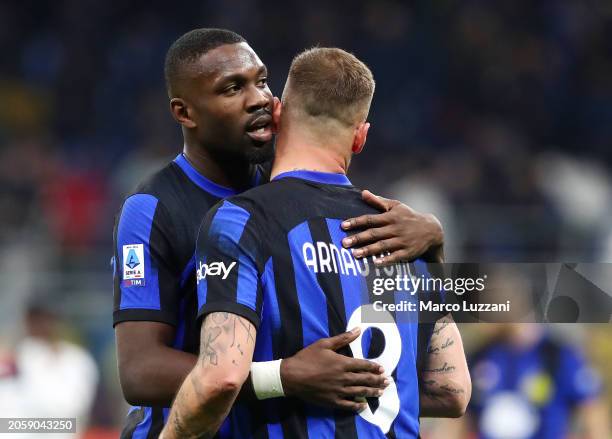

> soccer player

[
  {"left": 113, "top": 30, "right": 446, "bottom": 438},
  {"left": 162, "top": 47, "right": 470, "bottom": 438},
  {"left": 465, "top": 324, "right": 608, "bottom": 439}
]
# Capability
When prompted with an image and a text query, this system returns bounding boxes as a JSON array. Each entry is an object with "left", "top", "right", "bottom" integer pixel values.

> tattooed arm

[
  {"left": 160, "top": 312, "right": 256, "bottom": 439},
  {"left": 419, "top": 314, "right": 471, "bottom": 418}
]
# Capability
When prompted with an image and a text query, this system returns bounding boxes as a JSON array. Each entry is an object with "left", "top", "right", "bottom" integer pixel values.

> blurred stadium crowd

[{"left": 0, "top": 0, "right": 610, "bottom": 436}]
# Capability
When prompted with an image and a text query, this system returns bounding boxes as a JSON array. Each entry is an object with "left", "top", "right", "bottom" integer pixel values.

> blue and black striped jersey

[
  {"left": 112, "top": 153, "right": 266, "bottom": 439},
  {"left": 197, "top": 170, "right": 430, "bottom": 439}
]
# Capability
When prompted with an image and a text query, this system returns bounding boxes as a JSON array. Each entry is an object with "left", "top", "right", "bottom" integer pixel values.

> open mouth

[{"left": 245, "top": 114, "right": 273, "bottom": 144}]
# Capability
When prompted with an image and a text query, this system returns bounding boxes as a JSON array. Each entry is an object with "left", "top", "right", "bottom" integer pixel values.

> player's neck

[
  {"left": 271, "top": 136, "right": 348, "bottom": 179},
  {"left": 183, "top": 143, "right": 251, "bottom": 190}
]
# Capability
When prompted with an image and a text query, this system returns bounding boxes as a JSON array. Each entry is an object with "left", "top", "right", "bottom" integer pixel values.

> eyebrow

[{"left": 216, "top": 65, "right": 268, "bottom": 85}]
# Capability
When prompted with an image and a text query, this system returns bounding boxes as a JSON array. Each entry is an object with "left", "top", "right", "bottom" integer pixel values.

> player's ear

[
  {"left": 272, "top": 96, "right": 282, "bottom": 134},
  {"left": 352, "top": 122, "right": 370, "bottom": 154},
  {"left": 170, "top": 98, "right": 197, "bottom": 129}
]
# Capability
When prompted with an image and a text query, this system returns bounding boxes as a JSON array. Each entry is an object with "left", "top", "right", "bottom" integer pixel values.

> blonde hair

[{"left": 282, "top": 47, "right": 375, "bottom": 127}]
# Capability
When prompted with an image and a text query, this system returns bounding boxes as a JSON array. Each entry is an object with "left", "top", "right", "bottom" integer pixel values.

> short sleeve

[
  {"left": 112, "top": 194, "right": 180, "bottom": 326},
  {"left": 559, "top": 346, "right": 602, "bottom": 405},
  {"left": 196, "top": 200, "right": 263, "bottom": 329}
]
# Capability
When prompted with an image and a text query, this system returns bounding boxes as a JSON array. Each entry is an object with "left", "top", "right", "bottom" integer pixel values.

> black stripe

[
  {"left": 119, "top": 407, "right": 145, "bottom": 439},
  {"left": 181, "top": 286, "right": 200, "bottom": 354},
  {"left": 387, "top": 425, "right": 398, "bottom": 439},
  {"left": 307, "top": 218, "right": 358, "bottom": 439},
  {"left": 150, "top": 203, "right": 180, "bottom": 318},
  {"left": 249, "top": 400, "right": 270, "bottom": 439},
  {"left": 275, "top": 232, "right": 308, "bottom": 439},
  {"left": 146, "top": 407, "right": 164, "bottom": 439}
]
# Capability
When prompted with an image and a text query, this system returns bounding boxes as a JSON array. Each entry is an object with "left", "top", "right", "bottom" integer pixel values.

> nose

[{"left": 245, "top": 84, "right": 270, "bottom": 113}]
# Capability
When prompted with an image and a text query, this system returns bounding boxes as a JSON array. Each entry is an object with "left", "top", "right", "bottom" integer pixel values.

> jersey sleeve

[
  {"left": 112, "top": 194, "right": 180, "bottom": 327},
  {"left": 559, "top": 345, "right": 602, "bottom": 405},
  {"left": 196, "top": 200, "right": 263, "bottom": 329}
]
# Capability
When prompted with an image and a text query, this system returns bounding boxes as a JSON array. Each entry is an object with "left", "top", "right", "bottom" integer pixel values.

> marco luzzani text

[{"left": 302, "top": 240, "right": 511, "bottom": 314}]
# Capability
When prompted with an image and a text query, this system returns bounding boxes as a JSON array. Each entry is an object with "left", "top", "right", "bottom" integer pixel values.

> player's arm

[
  {"left": 113, "top": 195, "right": 197, "bottom": 406},
  {"left": 161, "top": 312, "right": 256, "bottom": 439},
  {"left": 341, "top": 190, "right": 444, "bottom": 265},
  {"left": 116, "top": 321, "right": 385, "bottom": 408},
  {"left": 419, "top": 314, "right": 471, "bottom": 418},
  {"left": 116, "top": 321, "right": 197, "bottom": 406}
]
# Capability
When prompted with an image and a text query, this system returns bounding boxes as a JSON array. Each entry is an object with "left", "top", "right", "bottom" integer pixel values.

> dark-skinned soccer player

[{"left": 113, "top": 29, "right": 445, "bottom": 438}]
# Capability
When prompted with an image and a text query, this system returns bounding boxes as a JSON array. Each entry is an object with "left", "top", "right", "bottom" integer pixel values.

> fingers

[
  {"left": 343, "top": 357, "right": 385, "bottom": 374},
  {"left": 342, "top": 225, "right": 395, "bottom": 249},
  {"left": 340, "top": 386, "right": 385, "bottom": 399},
  {"left": 360, "top": 190, "right": 395, "bottom": 212},
  {"left": 344, "top": 372, "right": 390, "bottom": 388},
  {"left": 351, "top": 238, "right": 407, "bottom": 261},
  {"left": 319, "top": 327, "right": 361, "bottom": 350},
  {"left": 342, "top": 210, "right": 391, "bottom": 231}
]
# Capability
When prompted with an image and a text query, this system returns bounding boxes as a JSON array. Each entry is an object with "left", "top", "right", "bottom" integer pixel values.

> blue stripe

[
  {"left": 392, "top": 263, "right": 420, "bottom": 438},
  {"left": 288, "top": 221, "right": 335, "bottom": 438},
  {"left": 272, "top": 170, "right": 352, "bottom": 186},
  {"left": 267, "top": 422, "right": 284, "bottom": 439},
  {"left": 218, "top": 418, "right": 231, "bottom": 438},
  {"left": 117, "top": 194, "right": 160, "bottom": 310},
  {"left": 237, "top": 254, "right": 259, "bottom": 311},
  {"left": 254, "top": 258, "right": 280, "bottom": 362},
  {"left": 196, "top": 255, "right": 207, "bottom": 310},
  {"left": 174, "top": 153, "right": 239, "bottom": 198},
  {"left": 180, "top": 254, "right": 196, "bottom": 288},
  {"left": 209, "top": 201, "right": 257, "bottom": 310},
  {"left": 326, "top": 219, "right": 385, "bottom": 438},
  {"left": 131, "top": 407, "right": 152, "bottom": 439},
  {"left": 230, "top": 404, "right": 252, "bottom": 439}
]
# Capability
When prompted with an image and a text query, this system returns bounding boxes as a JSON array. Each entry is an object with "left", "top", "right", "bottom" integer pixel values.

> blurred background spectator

[
  {"left": 0, "top": 0, "right": 610, "bottom": 436},
  {"left": 0, "top": 302, "right": 99, "bottom": 438}
]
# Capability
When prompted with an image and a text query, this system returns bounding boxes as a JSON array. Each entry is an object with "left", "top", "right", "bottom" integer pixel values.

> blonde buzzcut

[{"left": 282, "top": 47, "right": 375, "bottom": 127}]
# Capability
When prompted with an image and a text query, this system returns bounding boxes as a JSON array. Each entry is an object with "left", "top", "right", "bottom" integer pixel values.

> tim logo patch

[{"left": 123, "top": 244, "right": 145, "bottom": 286}]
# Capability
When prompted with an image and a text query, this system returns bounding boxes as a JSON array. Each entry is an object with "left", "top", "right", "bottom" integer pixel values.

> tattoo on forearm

[
  {"left": 423, "top": 362, "right": 456, "bottom": 374},
  {"left": 441, "top": 337, "right": 454, "bottom": 350},
  {"left": 432, "top": 320, "right": 450, "bottom": 335},
  {"left": 440, "top": 384, "right": 465, "bottom": 394},
  {"left": 168, "top": 389, "right": 213, "bottom": 439}
]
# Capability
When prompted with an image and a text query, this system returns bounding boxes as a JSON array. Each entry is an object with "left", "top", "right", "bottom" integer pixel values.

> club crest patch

[{"left": 122, "top": 244, "right": 145, "bottom": 286}]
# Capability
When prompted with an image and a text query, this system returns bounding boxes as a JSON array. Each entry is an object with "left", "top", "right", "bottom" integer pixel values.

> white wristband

[{"left": 250, "top": 359, "right": 285, "bottom": 400}]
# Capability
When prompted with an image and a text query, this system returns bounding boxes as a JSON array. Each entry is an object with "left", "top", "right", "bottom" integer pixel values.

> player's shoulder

[
  {"left": 114, "top": 161, "right": 186, "bottom": 229},
  {"left": 127, "top": 161, "right": 185, "bottom": 203}
]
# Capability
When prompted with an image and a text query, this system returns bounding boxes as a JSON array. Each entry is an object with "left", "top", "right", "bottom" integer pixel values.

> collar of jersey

[
  {"left": 272, "top": 170, "right": 352, "bottom": 186},
  {"left": 174, "top": 153, "right": 239, "bottom": 198}
]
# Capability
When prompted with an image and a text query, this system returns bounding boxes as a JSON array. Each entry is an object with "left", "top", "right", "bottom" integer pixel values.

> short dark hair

[{"left": 164, "top": 28, "right": 246, "bottom": 97}]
